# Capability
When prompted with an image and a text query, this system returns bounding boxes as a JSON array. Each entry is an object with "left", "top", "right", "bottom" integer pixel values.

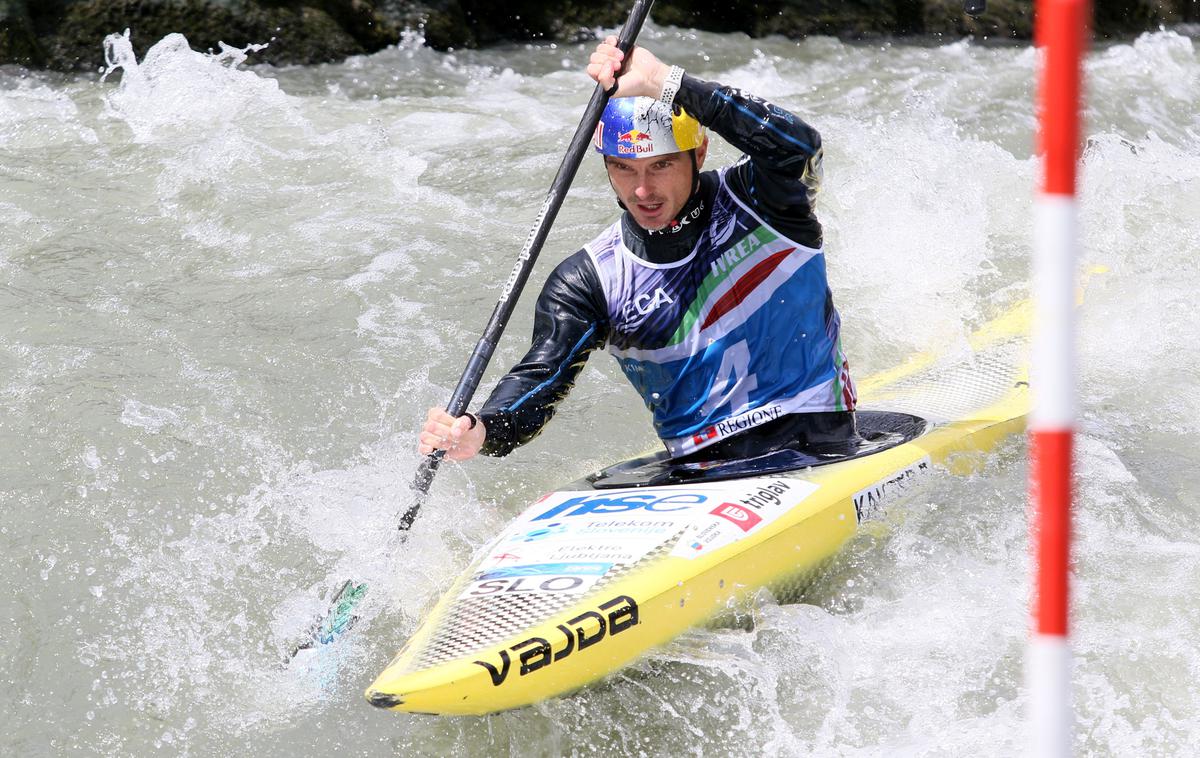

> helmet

[{"left": 593, "top": 96, "right": 705, "bottom": 159}]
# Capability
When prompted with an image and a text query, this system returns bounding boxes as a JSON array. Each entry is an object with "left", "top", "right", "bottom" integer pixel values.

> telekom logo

[{"left": 711, "top": 503, "right": 762, "bottom": 532}]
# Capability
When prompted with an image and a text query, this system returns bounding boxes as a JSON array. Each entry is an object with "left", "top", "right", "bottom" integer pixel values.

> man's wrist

[
  {"left": 648, "top": 62, "right": 670, "bottom": 99},
  {"left": 659, "top": 65, "right": 685, "bottom": 106},
  {"left": 477, "top": 409, "right": 514, "bottom": 457}
]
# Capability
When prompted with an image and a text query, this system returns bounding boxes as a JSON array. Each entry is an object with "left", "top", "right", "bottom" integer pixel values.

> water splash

[{"left": 102, "top": 29, "right": 289, "bottom": 143}]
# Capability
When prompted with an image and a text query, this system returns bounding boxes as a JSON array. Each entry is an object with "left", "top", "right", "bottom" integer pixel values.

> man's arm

[
  {"left": 418, "top": 251, "right": 607, "bottom": 459},
  {"left": 418, "top": 250, "right": 608, "bottom": 460},
  {"left": 476, "top": 250, "right": 608, "bottom": 456},
  {"left": 673, "top": 76, "right": 824, "bottom": 247}
]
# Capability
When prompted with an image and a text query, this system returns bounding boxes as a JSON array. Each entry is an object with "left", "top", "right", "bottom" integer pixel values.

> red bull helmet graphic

[{"left": 593, "top": 96, "right": 705, "bottom": 158}]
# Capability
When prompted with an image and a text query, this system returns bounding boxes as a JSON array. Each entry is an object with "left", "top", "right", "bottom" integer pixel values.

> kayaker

[{"left": 419, "top": 37, "right": 856, "bottom": 463}]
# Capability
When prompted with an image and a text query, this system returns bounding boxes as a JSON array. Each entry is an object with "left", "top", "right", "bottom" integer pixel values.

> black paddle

[
  {"left": 287, "top": 0, "right": 656, "bottom": 660},
  {"left": 406, "top": 0, "right": 655, "bottom": 515}
]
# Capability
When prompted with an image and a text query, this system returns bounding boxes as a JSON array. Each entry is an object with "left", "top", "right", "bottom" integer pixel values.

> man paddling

[{"left": 419, "top": 38, "right": 856, "bottom": 463}]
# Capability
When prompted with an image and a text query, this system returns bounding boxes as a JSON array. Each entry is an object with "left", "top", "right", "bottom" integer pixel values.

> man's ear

[{"left": 694, "top": 136, "right": 710, "bottom": 170}]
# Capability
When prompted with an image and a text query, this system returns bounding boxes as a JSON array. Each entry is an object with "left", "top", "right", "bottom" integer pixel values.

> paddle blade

[{"left": 288, "top": 579, "right": 369, "bottom": 659}]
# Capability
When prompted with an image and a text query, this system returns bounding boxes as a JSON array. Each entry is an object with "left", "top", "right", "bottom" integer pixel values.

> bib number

[{"left": 699, "top": 339, "right": 758, "bottom": 417}]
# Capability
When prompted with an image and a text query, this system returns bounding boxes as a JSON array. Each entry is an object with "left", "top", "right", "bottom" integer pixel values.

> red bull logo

[{"left": 617, "top": 128, "right": 656, "bottom": 155}]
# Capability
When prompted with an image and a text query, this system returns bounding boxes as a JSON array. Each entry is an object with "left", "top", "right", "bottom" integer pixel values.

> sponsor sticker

[
  {"left": 472, "top": 595, "right": 639, "bottom": 686},
  {"left": 530, "top": 491, "right": 708, "bottom": 521},
  {"left": 618, "top": 128, "right": 652, "bottom": 144},
  {"left": 460, "top": 563, "right": 614, "bottom": 598},
  {"left": 852, "top": 457, "right": 932, "bottom": 522},
  {"left": 476, "top": 562, "right": 611, "bottom": 580},
  {"left": 477, "top": 480, "right": 818, "bottom": 572},
  {"left": 539, "top": 543, "right": 648, "bottom": 564},
  {"left": 514, "top": 522, "right": 569, "bottom": 542},
  {"left": 676, "top": 401, "right": 787, "bottom": 455},
  {"left": 692, "top": 426, "right": 719, "bottom": 446},
  {"left": 710, "top": 503, "right": 762, "bottom": 532},
  {"left": 670, "top": 478, "right": 818, "bottom": 559}
]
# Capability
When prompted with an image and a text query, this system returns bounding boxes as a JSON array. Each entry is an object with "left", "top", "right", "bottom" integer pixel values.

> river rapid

[{"left": 2, "top": 22, "right": 1198, "bottom": 757}]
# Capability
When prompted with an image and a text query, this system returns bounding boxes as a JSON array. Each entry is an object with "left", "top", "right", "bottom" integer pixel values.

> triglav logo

[{"left": 710, "top": 503, "right": 762, "bottom": 532}]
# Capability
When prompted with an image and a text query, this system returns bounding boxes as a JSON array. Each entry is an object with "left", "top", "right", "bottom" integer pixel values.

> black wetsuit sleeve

[
  {"left": 476, "top": 250, "right": 609, "bottom": 457},
  {"left": 673, "top": 74, "right": 824, "bottom": 248}
]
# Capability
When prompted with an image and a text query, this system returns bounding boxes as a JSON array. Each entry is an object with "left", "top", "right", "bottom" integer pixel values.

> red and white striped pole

[{"left": 1029, "top": 0, "right": 1089, "bottom": 755}]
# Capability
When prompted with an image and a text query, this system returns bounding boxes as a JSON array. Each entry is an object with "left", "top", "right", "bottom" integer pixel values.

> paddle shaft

[{"left": 403, "top": 0, "right": 656, "bottom": 529}]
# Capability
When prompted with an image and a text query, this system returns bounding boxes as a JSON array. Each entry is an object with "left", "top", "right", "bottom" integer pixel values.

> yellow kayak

[{"left": 366, "top": 298, "right": 1030, "bottom": 715}]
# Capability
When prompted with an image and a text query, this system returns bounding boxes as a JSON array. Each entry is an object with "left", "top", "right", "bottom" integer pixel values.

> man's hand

[
  {"left": 587, "top": 35, "right": 669, "bottom": 100},
  {"left": 418, "top": 407, "right": 486, "bottom": 461}
]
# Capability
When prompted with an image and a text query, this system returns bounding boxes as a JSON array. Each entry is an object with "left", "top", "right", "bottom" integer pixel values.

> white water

[{"left": 1, "top": 22, "right": 1198, "bottom": 756}]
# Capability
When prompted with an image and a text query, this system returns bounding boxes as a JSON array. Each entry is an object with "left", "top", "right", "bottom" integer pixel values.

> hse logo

[
  {"left": 532, "top": 491, "right": 707, "bottom": 521},
  {"left": 711, "top": 503, "right": 762, "bottom": 532},
  {"left": 472, "top": 595, "right": 639, "bottom": 686}
]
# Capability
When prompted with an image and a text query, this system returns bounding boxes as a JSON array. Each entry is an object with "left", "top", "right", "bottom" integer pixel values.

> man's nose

[{"left": 634, "top": 178, "right": 653, "bottom": 198}]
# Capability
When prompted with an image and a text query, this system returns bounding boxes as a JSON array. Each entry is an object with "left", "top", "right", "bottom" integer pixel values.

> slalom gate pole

[{"left": 1029, "top": 0, "right": 1090, "bottom": 755}]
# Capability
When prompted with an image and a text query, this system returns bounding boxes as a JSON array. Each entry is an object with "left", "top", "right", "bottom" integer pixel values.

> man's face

[{"left": 604, "top": 138, "right": 708, "bottom": 231}]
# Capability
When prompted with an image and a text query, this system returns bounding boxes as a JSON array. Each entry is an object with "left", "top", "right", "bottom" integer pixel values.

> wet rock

[
  {"left": 923, "top": 0, "right": 1033, "bottom": 39},
  {"left": 411, "top": 0, "right": 625, "bottom": 51},
  {"left": 3, "top": 0, "right": 399, "bottom": 71},
  {"left": 414, "top": 0, "right": 918, "bottom": 48},
  {"left": 1093, "top": 0, "right": 1185, "bottom": 36},
  {"left": 3, "top": 0, "right": 1197, "bottom": 71},
  {"left": 407, "top": 0, "right": 1198, "bottom": 51},
  {"left": 769, "top": 0, "right": 926, "bottom": 38},
  {"left": 0, "top": 0, "right": 45, "bottom": 66}
]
